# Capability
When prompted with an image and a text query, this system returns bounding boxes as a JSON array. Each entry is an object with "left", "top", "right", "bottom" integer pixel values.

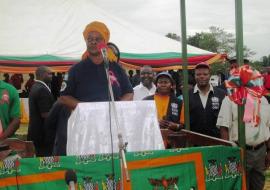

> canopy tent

[{"left": 0, "top": 0, "right": 225, "bottom": 73}]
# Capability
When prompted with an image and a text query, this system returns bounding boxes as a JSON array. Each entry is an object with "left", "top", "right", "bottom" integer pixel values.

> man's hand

[
  {"left": 59, "top": 96, "right": 79, "bottom": 110},
  {"left": 0, "top": 134, "right": 5, "bottom": 142},
  {"left": 159, "top": 119, "right": 169, "bottom": 129},
  {"left": 2, "top": 118, "right": 20, "bottom": 139},
  {"left": 120, "top": 93, "right": 133, "bottom": 101},
  {"left": 159, "top": 119, "right": 181, "bottom": 131},
  {"left": 220, "top": 126, "right": 229, "bottom": 140}
]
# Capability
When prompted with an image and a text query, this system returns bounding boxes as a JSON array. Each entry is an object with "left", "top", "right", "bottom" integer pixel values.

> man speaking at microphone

[{"left": 59, "top": 21, "right": 133, "bottom": 109}]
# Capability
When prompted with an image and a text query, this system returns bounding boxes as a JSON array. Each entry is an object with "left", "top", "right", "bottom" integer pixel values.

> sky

[{"left": 92, "top": 0, "right": 270, "bottom": 61}]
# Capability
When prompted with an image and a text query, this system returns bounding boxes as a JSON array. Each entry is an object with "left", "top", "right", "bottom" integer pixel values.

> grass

[{"left": 265, "top": 170, "right": 270, "bottom": 190}]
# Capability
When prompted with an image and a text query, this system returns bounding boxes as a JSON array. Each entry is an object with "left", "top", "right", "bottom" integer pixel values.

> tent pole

[
  {"left": 235, "top": 0, "right": 246, "bottom": 165},
  {"left": 235, "top": 0, "right": 247, "bottom": 188},
  {"left": 180, "top": 0, "right": 190, "bottom": 131}
]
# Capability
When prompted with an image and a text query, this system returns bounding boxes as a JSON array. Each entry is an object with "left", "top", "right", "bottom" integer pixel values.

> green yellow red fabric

[
  {"left": 0, "top": 146, "right": 243, "bottom": 190},
  {"left": 0, "top": 53, "right": 225, "bottom": 73}
]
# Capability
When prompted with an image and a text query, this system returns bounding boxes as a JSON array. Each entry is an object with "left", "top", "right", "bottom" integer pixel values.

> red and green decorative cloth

[
  {"left": 0, "top": 53, "right": 225, "bottom": 73},
  {"left": 225, "top": 65, "right": 269, "bottom": 126},
  {"left": 119, "top": 52, "right": 225, "bottom": 71}
]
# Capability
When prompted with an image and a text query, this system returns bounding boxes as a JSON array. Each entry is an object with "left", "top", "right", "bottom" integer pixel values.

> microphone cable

[
  {"left": 105, "top": 64, "right": 116, "bottom": 189},
  {"left": 65, "top": 170, "right": 77, "bottom": 190},
  {"left": 15, "top": 166, "right": 20, "bottom": 190},
  {"left": 14, "top": 157, "right": 20, "bottom": 190}
]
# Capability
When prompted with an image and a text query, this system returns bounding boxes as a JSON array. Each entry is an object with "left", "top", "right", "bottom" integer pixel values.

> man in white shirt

[
  {"left": 217, "top": 94, "right": 270, "bottom": 190},
  {"left": 133, "top": 66, "right": 156, "bottom": 100}
]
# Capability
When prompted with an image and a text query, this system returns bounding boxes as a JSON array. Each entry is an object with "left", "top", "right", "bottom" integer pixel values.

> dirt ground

[
  {"left": 265, "top": 171, "right": 270, "bottom": 190},
  {"left": 265, "top": 182, "right": 270, "bottom": 190}
]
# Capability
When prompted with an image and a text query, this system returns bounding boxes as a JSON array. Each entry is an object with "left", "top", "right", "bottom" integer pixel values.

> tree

[
  {"left": 165, "top": 27, "right": 259, "bottom": 75},
  {"left": 187, "top": 32, "right": 220, "bottom": 53},
  {"left": 262, "top": 56, "right": 269, "bottom": 67},
  {"left": 165, "top": 33, "right": 181, "bottom": 41},
  {"left": 250, "top": 60, "right": 263, "bottom": 72},
  {"left": 166, "top": 26, "right": 255, "bottom": 58},
  {"left": 188, "top": 26, "right": 256, "bottom": 58}
]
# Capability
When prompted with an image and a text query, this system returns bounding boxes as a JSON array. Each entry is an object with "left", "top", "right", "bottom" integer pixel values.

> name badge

[{"left": 211, "top": 97, "right": 219, "bottom": 110}]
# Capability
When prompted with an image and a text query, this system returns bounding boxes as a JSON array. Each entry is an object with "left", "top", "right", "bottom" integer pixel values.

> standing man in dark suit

[
  {"left": 27, "top": 66, "right": 55, "bottom": 156},
  {"left": 189, "top": 62, "right": 226, "bottom": 138}
]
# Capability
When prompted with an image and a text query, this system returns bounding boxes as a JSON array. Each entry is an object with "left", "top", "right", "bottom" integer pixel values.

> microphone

[
  {"left": 97, "top": 42, "right": 109, "bottom": 69},
  {"left": 65, "top": 170, "right": 77, "bottom": 190}
]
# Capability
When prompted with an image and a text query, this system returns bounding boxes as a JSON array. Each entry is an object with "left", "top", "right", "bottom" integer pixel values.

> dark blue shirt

[{"left": 61, "top": 59, "right": 133, "bottom": 101}]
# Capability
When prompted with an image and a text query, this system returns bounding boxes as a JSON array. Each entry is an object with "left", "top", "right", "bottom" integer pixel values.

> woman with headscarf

[{"left": 144, "top": 72, "right": 183, "bottom": 131}]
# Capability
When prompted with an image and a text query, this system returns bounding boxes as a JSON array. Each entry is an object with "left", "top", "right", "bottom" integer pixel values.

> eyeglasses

[
  {"left": 141, "top": 71, "right": 153, "bottom": 75},
  {"left": 87, "top": 37, "right": 104, "bottom": 43}
]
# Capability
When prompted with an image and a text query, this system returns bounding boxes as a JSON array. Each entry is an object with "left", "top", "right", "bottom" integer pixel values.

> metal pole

[
  {"left": 104, "top": 60, "right": 130, "bottom": 188},
  {"left": 235, "top": 0, "right": 246, "bottom": 175},
  {"left": 180, "top": 0, "right": 190, "bottom": 131}
]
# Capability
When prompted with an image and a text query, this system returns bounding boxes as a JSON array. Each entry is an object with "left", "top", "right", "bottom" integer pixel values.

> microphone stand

[{"left": 103, "top": 56, "right": 130, "bottom": 189}]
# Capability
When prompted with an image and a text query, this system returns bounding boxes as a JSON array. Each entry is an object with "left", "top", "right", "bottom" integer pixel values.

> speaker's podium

[{"left": 66, "top": 101, "right": 165, "bottom": 155}]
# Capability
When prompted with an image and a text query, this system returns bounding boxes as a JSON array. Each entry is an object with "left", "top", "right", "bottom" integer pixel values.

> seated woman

[{"left": 144, "top": 72, "right": 183, "bottom": 147}]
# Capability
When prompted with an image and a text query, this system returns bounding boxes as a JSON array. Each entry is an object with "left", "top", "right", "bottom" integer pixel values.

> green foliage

[
  {"left": 209, "top": 61, "right": 228, "bottom": 75},
  {"left": 262, "top": 56, "right": 270, "bottom": 67},
  {"left": 165, "top": 33, "right": 181, "bottom": 41},
  {"left": 251, "top": 55, "right": 270, "bottom": 73},
  {"left": 188, "top": 32, "right": 220, "bottom": 53},
  {"left": 186, "top": 26, "right": 255, "bottom": 58},
  {"left": 165, "top": 27, "right": 270, "bottom": 75},
  {"left": 249, "top": 61, "right": 263, "bottom": 72},
  {"left": 165, "top": 26, "right": 255, "bottom": 59}
]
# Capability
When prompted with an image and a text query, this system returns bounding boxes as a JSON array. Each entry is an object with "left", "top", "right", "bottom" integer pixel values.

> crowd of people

[
  {"left": 1, "top": 72, "right": 64, "bottom": 99},
  {"left": 0, "top": 21, "right": 270, "bottom": 190}
]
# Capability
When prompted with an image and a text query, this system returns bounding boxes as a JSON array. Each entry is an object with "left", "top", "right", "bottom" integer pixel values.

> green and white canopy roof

[{"left": 0, "top": 0, "right": 224, "bottom": 73}]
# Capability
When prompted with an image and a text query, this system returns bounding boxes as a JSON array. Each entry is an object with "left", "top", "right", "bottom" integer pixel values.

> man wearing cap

[
  {"left": 218, "top": 58, "right": 250, "bottom": 93},
  {"left": 133, "top": 66, "right": 156, "bottom": 100},
  {"left": 59, "top": 21, "right": 133, "bottom": 109},
  {"left": 217, "top": 95, "right": 270, "bottom": 190},
  {"left": 144, "top": 72, "right": 183, "bottom": 138},
  {"left": 217, "top": 65, "right": 270, "bottom": 190},
  {"left": 188, "top": 62, "right": 225, "bottom": 138},
  {"left": 228, "top": 57, "right": 249, "bottom": 71}
]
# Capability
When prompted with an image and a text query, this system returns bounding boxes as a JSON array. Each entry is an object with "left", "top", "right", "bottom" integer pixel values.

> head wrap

[
  {"left": 83, "top": 21, "right": 110, "bottom": 43},
  {"left": 82, "top": 21, "right": 117, "bottom": 62},
  {"left": 81, "top": 45, "right": 118, "bottom": 62}
]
